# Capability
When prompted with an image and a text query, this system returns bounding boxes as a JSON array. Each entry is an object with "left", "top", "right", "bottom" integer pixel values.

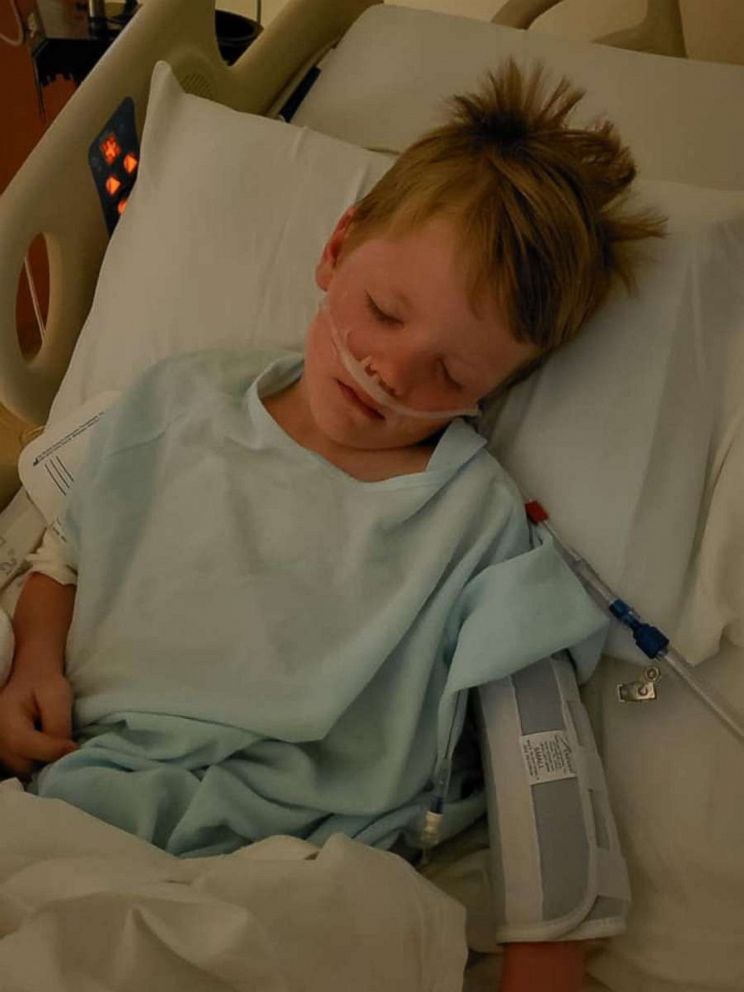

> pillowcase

[
  {"left": 48, "top": 61, "right": 744, "bottom": 666},
  {"left": 484, "top": 185, "right": 744, "bottom": 665},
  {"left": 48, "top": 61, "right": 392, "bottom": 423}
]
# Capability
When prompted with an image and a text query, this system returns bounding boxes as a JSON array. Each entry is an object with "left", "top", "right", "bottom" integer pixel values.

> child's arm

[
  {"left": 0, "top": 573, "right": 77, "bottom": 777},
  {"left": 501, "top": 940, "right": 585, "bottom": 991}
]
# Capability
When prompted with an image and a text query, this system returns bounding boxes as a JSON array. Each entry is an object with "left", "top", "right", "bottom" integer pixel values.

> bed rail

[{"left": 0, "top": 0, "right": 378, "bottom": 426}]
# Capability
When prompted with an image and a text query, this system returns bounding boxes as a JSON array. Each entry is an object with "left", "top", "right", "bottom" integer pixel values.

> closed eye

[
  {"left": 366, "top": 292, "right": 462, "bottom": 391},
  {"left": 365, "top": 293, "right": 401, "bottom": 326}
]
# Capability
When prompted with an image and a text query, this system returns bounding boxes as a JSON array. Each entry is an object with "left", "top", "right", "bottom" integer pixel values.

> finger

[
  {"left": 8, "top": 719, "right": 78, "bottom": 763},
  {"left": 36, "top": 681, "right": 74, "bottom": 742}
]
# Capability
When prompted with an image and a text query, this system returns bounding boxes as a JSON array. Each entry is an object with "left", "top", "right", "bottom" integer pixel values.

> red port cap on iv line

[{"left": 524, "top": 500, "right": 549, "bottom": 525}]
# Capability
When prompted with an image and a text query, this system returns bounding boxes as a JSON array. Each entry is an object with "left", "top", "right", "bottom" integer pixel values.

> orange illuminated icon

[
  {"left": 123, "top": 153, "right": 138, "bottom": 174},
  {"left": 117, "top": 197, "right": 129, "bottom": 215},
  {"left": 105, "top": 176, "right": 122, "bottom": 197},
  {"left": 100, "top": 134, "right": 121, "bottom": 165}
]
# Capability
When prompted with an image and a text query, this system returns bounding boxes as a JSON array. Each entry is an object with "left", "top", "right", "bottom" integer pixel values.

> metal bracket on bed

[{"left": 617, "top": 665, "right": 661, "bottom": 703}]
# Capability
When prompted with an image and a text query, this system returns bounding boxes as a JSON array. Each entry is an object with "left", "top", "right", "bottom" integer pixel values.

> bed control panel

[{"left": 88, "top": 97, "right": 140, "bottom": 235}]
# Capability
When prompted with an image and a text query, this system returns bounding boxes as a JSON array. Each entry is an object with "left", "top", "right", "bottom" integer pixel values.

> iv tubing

[{"left": 525, "top": 501, "right": 744, "bottom": 747}]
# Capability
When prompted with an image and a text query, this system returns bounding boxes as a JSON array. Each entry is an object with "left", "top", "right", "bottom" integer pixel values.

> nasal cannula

[{"left": 322, "top": 298, "right": 480, "bottom": 420}]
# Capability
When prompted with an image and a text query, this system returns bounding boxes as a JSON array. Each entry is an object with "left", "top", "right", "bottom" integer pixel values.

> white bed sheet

[
  {"left": 0, "top": 779, "right": 467, "bottom": 991},
  {"left": 580, "top": 639, "right": 744, "bottom": 992}
]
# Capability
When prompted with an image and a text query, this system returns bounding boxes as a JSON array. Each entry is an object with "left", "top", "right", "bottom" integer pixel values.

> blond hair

[{"left": 343, "top": 59, "right": 666, "bottom": 377}]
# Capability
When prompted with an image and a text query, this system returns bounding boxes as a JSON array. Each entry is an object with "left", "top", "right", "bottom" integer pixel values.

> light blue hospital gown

[{"left": 33, "top": 351, "right": 607, "bottom": 857}]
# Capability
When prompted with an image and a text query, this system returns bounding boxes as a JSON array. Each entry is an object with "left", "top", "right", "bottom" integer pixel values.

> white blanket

[{"left": 0, "top": 780, "right": 467, "bottom": 991}]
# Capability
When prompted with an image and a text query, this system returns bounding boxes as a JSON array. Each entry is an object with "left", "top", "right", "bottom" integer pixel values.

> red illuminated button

[
  {"left": 105, "top": 176, "right": 122, "bottom": 196},
  {"left": 117, "top": 197, "right": 129, "bottom": 215},
  {"left": 100, "top": 134, "right": 121, "bottom": 165},
  {"left": 123, "top": 153, "right": 138, "bottom": 174}
]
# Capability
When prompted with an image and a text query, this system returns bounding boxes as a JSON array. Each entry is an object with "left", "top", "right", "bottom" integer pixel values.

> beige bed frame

[
  {"left": 0, "top": 0, "right": 684, "bottom": 504},
  {"left": 492, "top": 0, "right": 685, "bottom": 56}
]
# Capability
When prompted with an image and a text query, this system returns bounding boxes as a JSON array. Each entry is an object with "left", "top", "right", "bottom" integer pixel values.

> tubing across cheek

[{"left": 320, "top": 298, "right": 480, "bottom": 421}]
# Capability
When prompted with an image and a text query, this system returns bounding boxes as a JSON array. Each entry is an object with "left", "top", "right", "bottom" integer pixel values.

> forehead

[{"left": 346, "top": 216, "right": 495, "bottom": 320}]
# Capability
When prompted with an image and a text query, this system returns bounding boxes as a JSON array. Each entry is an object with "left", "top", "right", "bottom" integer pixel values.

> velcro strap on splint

[{"left": 475, "top": 652, "right": 630, "bottom": 942}]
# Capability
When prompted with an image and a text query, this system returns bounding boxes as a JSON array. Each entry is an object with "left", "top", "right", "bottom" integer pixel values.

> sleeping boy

[{"left": 0, "top": 60, "right": 663, "bottom": 990}]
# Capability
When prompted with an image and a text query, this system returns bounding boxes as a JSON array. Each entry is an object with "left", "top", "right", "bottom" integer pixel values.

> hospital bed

[{"left": 0, "top": 1, "right": 743, "bottom": 990}]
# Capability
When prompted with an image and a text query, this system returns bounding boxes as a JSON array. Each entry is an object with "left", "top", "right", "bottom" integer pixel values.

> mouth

[{"left": 336, "top": 380, "right": 385, "bottom": 420}]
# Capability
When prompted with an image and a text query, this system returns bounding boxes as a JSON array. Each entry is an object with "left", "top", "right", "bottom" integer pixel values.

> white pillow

[
  {"left": 485, "top": 185, "right": 744, "bottom": 665},
  {"left": 48, "top": 61, "right": 393, "bottom": 423},
  {"left": 49, "top": 61, "right": 744, "bottom": 667}
]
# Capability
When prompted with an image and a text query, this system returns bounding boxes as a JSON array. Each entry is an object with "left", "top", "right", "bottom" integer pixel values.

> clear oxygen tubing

[
  {"left": 319, "top": 298, "right": 481, "bottom": 421},
  {"left": 525, "top": 500, "right": 744, "bottom": 748}
]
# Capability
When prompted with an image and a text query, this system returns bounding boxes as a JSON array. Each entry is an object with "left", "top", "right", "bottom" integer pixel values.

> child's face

[{"left": 302, "top": 208, "right": 538, "bottom": 452}]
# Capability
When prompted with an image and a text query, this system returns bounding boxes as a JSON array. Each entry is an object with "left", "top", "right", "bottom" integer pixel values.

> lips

[{"left": 337, "top": 380, "right": 385, "bottom": 419}]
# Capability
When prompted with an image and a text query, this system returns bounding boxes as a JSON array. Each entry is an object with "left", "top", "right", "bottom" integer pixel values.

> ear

[{"left": 315, "top": 205, "right": 357, "bottom": 291}]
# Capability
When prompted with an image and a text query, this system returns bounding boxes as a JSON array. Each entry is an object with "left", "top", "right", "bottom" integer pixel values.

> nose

[{"left": 360, "top": 342, "right": 427, "bottom": 400}]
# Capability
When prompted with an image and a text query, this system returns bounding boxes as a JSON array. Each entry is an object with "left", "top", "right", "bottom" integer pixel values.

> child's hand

[{"left": 0, "top": 650, "right": 77, "bottom": 779}]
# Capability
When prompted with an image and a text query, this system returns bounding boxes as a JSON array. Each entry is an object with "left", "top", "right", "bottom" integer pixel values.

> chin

[
  {"left": 324, "top": 412, "right": 437, "bottom": 451},
  {"left": 316, "top": 414, "right": 392, "bottom": 450}
]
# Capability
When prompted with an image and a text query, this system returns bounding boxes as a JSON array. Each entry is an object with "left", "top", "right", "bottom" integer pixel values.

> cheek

[
  {"left": 305, "top": 315, "right": 337, "bottom": 378},
  {"left": 303, "top": 317, "right": 348, "bottom": 418},
  {"left": 327, "top": 289, "right": 378, "bottom": 357}
]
